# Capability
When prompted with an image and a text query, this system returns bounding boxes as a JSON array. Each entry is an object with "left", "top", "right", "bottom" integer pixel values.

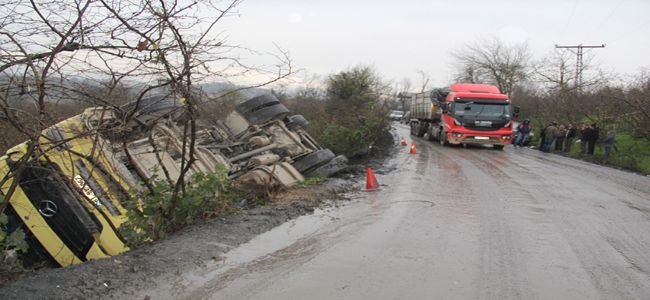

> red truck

[{"left": 409, "top": 83, "right": 518, "bottom": 150}]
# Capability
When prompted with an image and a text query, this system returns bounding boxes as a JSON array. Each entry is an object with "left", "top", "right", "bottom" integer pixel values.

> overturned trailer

[{"left": 0, "top": 94, "right": 345, "bottom": 267}]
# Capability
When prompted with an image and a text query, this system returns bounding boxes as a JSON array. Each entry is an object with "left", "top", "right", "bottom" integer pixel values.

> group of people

[
  {"left": 513, "top": 120, "right": 617, "bottom": 157},
  {"left": 539, "top": 122, "right": 578, "bottom": 153}
]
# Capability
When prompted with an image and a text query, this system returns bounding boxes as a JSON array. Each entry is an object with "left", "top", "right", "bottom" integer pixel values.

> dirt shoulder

[{"left": 0, "top": 176, "right": 361, "bottom": 299}]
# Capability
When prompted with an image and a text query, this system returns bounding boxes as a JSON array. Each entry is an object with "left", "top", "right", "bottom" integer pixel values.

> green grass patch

[
  {"left": 299, "top": 175, "right": 325, "bottom": 187},
  {"left": 567, "top": 133, "right": 650, "bottom": 175}
]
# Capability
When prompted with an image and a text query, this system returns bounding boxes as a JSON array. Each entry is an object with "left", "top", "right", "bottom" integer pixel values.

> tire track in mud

[{"left": 441, "top": 147, "right": 529, "bottom": 300}]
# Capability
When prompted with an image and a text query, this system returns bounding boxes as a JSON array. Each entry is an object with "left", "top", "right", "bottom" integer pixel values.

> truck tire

[
  {"left": 119, "top": 94, "right": 186, "bottom": 126},
  {"left": 284, "top": 114, "right": 309, "bottom": 131},
  {"left": 426, "top": 126, "right": 435, "bottom": 141},
  {"left": 416, "top": 124, "right": 426, "bottom": 137},
  {"left": 244, "top": 104, "right": 290, "bottom": 125},
  {"left": 236, "top": 94, "right": 290, "bottom": 125},
  {"left": 236, "top": 94, "right": 280, "bottom": 114},
  {"left": 439, "top": 130, "right": 449, "bottom": 146},
  {"left": 493, "top": 145, "right": 504, "bottom": 150},
  {"left": 292, "top": 149, "right": 336, "bottom": 174},
  {"left": 305, "top": 155, "right": 348, "bottom": 177}
]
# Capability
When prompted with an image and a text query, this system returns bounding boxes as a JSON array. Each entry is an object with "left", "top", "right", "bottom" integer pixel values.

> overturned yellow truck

[{"left": 0, "top": 94, "right": 346, "bottom": 267}]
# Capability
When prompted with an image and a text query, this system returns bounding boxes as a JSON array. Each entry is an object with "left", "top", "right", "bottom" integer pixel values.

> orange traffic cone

[
  {"left": 366, "top": 167, "right": 379, "bottom": 191},
  {"left": 410, "top": 141, "right": 417, "bottom": 154},
  {"left": 401, "top": 137, "right": 407, "bottom": 146}
]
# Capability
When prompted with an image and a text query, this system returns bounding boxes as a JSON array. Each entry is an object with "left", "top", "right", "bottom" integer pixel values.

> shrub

[{"left": 120, "top": 166, "right": 237, "bottom": 245}]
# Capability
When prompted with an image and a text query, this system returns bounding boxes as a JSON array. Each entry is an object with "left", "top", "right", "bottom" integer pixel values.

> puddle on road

[
  {"left": 219, "top": 207, "right": 335, "bottom": 267},
  {"left": 176, "top": 198, "right": 364, "bottom": 293},
  {"left": 173, "top": 185, "right": 427, "bottom": 297}
]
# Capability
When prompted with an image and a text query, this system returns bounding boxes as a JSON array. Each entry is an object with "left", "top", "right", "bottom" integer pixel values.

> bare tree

[
  {"left": 531, "top": 49, "right": 609, "bottom": 123},
  {"left": 616, "top": 71, "right": 650, "bottom": 139},
  {"left": 451, "top": 37, "right": 531, "bottom": 96}
]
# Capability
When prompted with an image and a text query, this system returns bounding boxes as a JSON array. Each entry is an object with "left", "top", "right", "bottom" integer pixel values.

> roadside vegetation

[{"left": 283, "top": 66, "right": 393, "bottom": 158}]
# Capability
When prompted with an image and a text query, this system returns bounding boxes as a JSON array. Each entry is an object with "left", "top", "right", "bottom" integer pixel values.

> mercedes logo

[{"left": 38, "top": 200, "right": 58, "bottom": 218}]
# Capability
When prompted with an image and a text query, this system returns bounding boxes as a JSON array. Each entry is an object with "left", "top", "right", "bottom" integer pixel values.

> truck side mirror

[
  {"left": 513, "top": 106, "right": 520, "bottom": 117},
  {"left": 441, "top": 103, "right": 448, "bottom": 113}
]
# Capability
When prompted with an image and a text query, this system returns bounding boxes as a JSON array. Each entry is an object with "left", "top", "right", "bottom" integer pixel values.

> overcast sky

[{"left": 220, "top": 0, "right": 650, "bottom": 88}]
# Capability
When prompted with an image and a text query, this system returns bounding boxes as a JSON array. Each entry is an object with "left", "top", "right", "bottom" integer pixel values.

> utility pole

[{"left": 555, "top": 44, "right": 605, "bottom": 93}]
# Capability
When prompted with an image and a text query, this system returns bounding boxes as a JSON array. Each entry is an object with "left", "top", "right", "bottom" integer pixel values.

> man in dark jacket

[
  {"left": 514, "top": 119, "right": 532, "bottom": 147},
  {"left": 565, "top": 123, "right": 576, "bottom": 152},
  {"left": 580, "top": 124, "right": 590, "bottom": 154},
  {"left": 539, "top": 123, "right": 549, "bottom": 150},
  {"left": 587, "top": 123, "right": 599, "bottom": 155},
  {"left": 555, "top": 124, "right": 567, "bottom": 151},
  {"left": 542, "top": 122, "right": 559, "bottom": 152}
]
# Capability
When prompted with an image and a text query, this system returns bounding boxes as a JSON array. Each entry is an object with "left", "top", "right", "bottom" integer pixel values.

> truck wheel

[
  {"left": 236, "top": 94, "right": 290, "bottom": 125},
  {"left": 243, "top": 103, "right": 290, "bottom": 125},
  {"left": 284, "top": 114, "right": 309, "bottom": 131},
  {"left": 426, "top": 127, "right": 435, "bottom": 141},
  {"left": 120, "top": 95, "right": 186, "bottom": 125},
  {"left": 305, "top": 155, "right": 348, "bottom": 177},
  {"left": 292, "top": 149, "right": 336, "bottom": 174},
  {"left": 439, "top": 130, "right": 449, "bottom": 146},
  {"left": 416, "top": 124, "right": 426, "bottom": 137},
  {"left": 493, "top": 145, "right": 504, "bottom": 150},
  {"left": 236, "top": 94, "right": 280, "bottom": 113}
]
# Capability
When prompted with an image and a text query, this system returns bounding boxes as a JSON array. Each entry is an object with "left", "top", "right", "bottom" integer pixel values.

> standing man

[
  {"left": 514, "top": 119, "right": 532, "bottom": 147},
  {"left": 543, "top": 122, "right": 559, "bottom": 152},
  {"left": 587, "top": 123, "right": 599, "bottom": 155},
  {"left": 539, "top": 123, "right": 549, "bottom": 150},
  {"left": 555, "top": 124, "right": 567, "bottom": 151},
  {"left": 603, "top": 127, "right": 616, "bottom": 157},
  {"left": 580, "top": 124, "right": 590, "bottom": 154},
  {"left": 565, "top": 123, "right": 576, "bottom": 152}
]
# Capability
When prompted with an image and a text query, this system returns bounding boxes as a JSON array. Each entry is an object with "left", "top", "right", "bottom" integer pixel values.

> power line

[{"left": 554, "top": 44, "right": 606, "bottom": 93}]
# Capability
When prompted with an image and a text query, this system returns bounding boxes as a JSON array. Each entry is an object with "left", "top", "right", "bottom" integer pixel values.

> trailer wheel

[
  {"left": 426, "top": 126, "right": 435, "bottom": 141},
  {"left": 236, "top": 94, "right": 280, "bottom": 113},
  {"left": 439, "top": 130, "right": 449, "bottom": 146},
  {"left": 244, "top": 103, "right": 290, "bottom": 125},
  {"left": 119, "top": 94, "right": 186, "bottom": 127},
  {"left": 305, "top": 155, "right": 348, "bottom": 177},
  {"left": 416, "top": 123, "right": 426, "bottom": 137},
  {"left": 236, "top": 94, "right": 290, "bottom": 125},
  {"left": 284, "top": 114, "right": 309, "bottom": 131},
  {"left": 292, "top": 149, "right": 336, "bottom": 174}
]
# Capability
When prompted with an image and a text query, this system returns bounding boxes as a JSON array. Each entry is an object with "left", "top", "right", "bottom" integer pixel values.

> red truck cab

[
  {"left": 440, "top": 84, "right": 514, "bottom": 148},
  {"left": 409, "top": 83, "right": 517, "bottom": 149}
]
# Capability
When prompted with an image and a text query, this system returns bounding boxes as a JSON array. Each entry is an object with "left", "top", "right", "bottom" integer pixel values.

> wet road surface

[{"left": 152, "top": 124, "right": 650, "bottom": 299}]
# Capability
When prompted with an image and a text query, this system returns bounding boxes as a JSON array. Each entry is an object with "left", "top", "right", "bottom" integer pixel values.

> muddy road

[
  {"left": 155, "top": 123, "right": 650, "bottom": 300},
  {"left": 5, "top": 123, "right": 650, "bottom": 299}
]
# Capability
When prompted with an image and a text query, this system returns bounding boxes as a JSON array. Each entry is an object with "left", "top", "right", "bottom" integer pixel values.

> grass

[{"left": 564, "top": 133, "right": 650, "bottom": 175}]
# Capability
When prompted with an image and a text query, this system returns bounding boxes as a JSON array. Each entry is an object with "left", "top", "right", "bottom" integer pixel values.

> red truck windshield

[{"left": 452, "top": 101, "right": 511, "bottom": 119}]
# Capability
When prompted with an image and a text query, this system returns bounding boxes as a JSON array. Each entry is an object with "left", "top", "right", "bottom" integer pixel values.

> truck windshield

[{"left": 452, "top": 102, "right": 510, "bottom": 118}]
